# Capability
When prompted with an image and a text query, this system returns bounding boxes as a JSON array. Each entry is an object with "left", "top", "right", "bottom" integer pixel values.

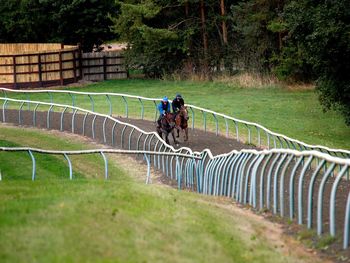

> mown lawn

[
  {"left": 0, "top": 125, "right": 322, "bottom": 263},
  {"left": 4, "top": 79, "right": 348, "bottom": 150}
]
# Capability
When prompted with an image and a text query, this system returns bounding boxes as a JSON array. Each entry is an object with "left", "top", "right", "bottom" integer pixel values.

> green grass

[
  {"left": 81, "top": 79, "right": 348, "bottom": 150},
  {"left": 4, "top": 79, "right": 348, "bottom": 150},
  {"left": 0, "top": 125, "right": 320, "bottom": 263}
]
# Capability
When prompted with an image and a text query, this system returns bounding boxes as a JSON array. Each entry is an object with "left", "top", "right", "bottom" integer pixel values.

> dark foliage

[
  {"left": 0, "top": 0, "right": 348, "bottom": 124},
  {"left": 0, "top": 0, "right": 117, "bottom": 51},
  {"left": 284, "top": 0, "right": 350, "bottom": 124}
]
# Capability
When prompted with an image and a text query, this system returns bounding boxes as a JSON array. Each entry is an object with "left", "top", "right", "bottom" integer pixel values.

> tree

[
  {"left": 283, "top": 0, "right": 350, "bottom": 124},
  {"left": 113, "top": 1, "right": 187, "bottom": 77},
  {"left": 113, "top": 0, "right": 243, "bottom": 78},
  {"left": 53, "top": 0, "right": 117, "bottom": 51},
  {"left": 0, "top": 0, "right": 53, "bottom": 42},
  {"left": 231, "top": 0, "right": 285, "bottom": 72},
  {"left": 0, "top": 0, "right": 117, "bottom": 51}
]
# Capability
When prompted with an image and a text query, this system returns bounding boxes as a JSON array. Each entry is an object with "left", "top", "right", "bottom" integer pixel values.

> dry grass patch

[{"left": 213, "top": 72, "right": 280, "bottom": 88}]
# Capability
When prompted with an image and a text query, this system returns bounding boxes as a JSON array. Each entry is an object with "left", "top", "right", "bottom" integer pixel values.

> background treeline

[
  {"left": 0, "top": 0, "right": 116, "bottom": 52},
  {"left": 0, "top": 0, "right": 349, "bottom": 125},
  {"left": 114, "top": 0, "right": 349, "bottom": 125}
]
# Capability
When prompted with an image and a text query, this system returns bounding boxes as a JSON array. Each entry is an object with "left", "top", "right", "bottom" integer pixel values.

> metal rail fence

[
  {"left": 201, "top": 148, "right": 350, "bottom": 248},
  {"left": 1, "top": 88, "right": 349, "bottom": 159},
  {"left": 0, "top": 97, "right": 205, "bottom": 189},
  {"left": 1, "top": 97, "right": 350, "bottom": 249},
  {"left": 0, "top": 147, "right": 199, "bottom": 184}
]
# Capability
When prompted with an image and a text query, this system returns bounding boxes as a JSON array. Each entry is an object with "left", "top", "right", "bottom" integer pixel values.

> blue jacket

[{"left": 157, "top": 101, "right": 170, "bottom": 115}]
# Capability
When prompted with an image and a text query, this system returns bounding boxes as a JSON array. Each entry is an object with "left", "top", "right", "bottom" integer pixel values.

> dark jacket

[{"left": 172, "top": 97, "right": 184, "bottom": 112}]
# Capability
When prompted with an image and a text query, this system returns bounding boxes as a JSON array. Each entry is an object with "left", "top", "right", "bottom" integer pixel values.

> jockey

[
  {"left": 172, "top": 93, "right": 185, "bottom": 113},
  {"left": 157, "top": 96, "right": 170, "bottom": 127}
]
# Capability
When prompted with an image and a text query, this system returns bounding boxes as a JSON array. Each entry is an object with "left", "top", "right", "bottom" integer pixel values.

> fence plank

[{"left": 82, "top": 51, "right": 127, "bottom": 81}]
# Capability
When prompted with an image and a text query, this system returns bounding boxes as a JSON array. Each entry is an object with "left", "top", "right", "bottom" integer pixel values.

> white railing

[
  {"left": 1, "top": 88, "right": 348, "bottom": 158},
  {"left": 0, "top": 147, "right": 199, "bottom": 184}
]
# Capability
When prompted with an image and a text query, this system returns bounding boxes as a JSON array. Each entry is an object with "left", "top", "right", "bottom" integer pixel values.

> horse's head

[
  {"left": 165, "top": 113, "right": 176, "bottom": 128},
  {"left": 180, "top": 106, "right": 189, "bottom": 121}
]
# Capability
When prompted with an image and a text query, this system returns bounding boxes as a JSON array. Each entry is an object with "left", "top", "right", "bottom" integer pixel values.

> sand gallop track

[
  {"left": 2, "top": 109, "right": 256, "bottom": 156},
  {"left": 116, "top": 117, "right": 257, "bottom": 155}
]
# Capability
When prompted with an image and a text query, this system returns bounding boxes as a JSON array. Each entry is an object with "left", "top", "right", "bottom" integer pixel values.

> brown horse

[
  {"left": 156, "top": 112, "right": 178, "bottom": 144},
  {"left": 174, "top": 105, "right": 189, "bottom": 141}
]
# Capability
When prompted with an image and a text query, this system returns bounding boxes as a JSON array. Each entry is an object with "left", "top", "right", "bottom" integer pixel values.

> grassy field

[
  {"left": 79, "top": 79, "right": 348, "bottom": 150},
  {"left": 4, "top": 79, "right": 349, "bottom": 150},
  {"left": 0, "top": 125, "right": 325, "bottom": 263}
]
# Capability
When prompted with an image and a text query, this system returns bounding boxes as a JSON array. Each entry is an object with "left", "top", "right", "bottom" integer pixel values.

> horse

[
  {"left": 174, "top": 105, "right": 189, "bottom": 141},
  {"left": 156, "top": 112, "right": 178, "bottom": 144}
]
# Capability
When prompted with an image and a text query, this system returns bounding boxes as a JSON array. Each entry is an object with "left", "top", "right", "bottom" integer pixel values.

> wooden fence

[
  {"left": 0, "top": 43, "right": 81, "bottom": 89},
  {"left": 81, "top": 51, "right": 127, "bottom": 81},
  {"left": 0, "top": 43, "right": 63, "bottom": 54},
  {"left": 0, "top": 44, "right": 127, "bottom": 89}
]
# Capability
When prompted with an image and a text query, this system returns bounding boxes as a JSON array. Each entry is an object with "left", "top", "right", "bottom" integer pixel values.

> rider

[
  {"left": 172, "top": 93, "right": 185, "bottom": 113},
  {"left": 157, "top": 96, "right": 171, "bottom": 127}
]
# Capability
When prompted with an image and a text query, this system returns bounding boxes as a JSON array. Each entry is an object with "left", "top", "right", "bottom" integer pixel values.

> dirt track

[{"left": 116, "top": 117, "right": 257, "bottom": 155}]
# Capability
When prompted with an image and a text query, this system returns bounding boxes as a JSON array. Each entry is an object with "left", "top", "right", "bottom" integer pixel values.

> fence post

[
  {"left": 343, "top": 193, "right": 350, "bottom": 249},
  {"left": 72, "top": 51, "right": 77, "bottom": 82},
  {"left": 144, "top": 153, "right": 152, "bottom": 184},
  {"left": 13, "top": 55, "right": 17, "bottom": 89},
  {"left": 176, "top": 156, "right": 181, "bottom": 190},
  {"left": 2, "top": 99, "right": 8, "bottom": 122},
  {"left": 63, "top": 153, "right": 73, "bottom": 180},
  {"left": 78, "top": 46, "right": 83, "bottom": 79},
  {"left": 317, "top": 163, "right": 336, "bottom": 235},
  {"left": 103, "top": 55, "right": 107, "bottom": 80},
  {"left": 59, "top": 51, "right": 63, "bottom": 85},
  {"left": 60, "top": 107, "right": 67, "bottom": 131},
  {"left": 28, "top": 150, "right": 36, "bottom": 181},
  {"left": 100, "top": 152, "right": 108, "bottom": 180},
  {"left": 330, "top": 165, "right": 349, "bottom": 237},
  {"left": 33, "top": 103, "right": 39, "bottom": 127},
  {"left": 38, "top": 53, "right": 43, "bottom": 87}
]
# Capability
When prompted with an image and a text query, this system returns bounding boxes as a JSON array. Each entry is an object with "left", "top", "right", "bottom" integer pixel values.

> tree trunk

[
  {"left": 184, "top": 0, "right": 194, "bottom": 76},
  {"left": 185, "top": 0, "right": 189, "bottom": 17},
  {"left": 200, "top": 0, "right": 208, "bottom": 56},
  {"left": 220, "top": 0, "right": 228, "bottom": 45},
  {"left": 200, "top": 0, "right": 209, "bottom": 77},
  {"left": 277, "top": 0, "right": 283, "bottom": 50}
]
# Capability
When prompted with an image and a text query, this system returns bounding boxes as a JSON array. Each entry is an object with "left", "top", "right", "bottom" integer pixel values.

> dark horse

[
  {"left": 157, "top": 112, "right": 178, "bottom": 144},
  {"left": 174, "top": 105, "right": 189, "bottom": 141}
]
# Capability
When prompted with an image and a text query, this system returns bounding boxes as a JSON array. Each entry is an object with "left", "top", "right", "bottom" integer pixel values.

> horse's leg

[
  {"left": 175, "top": 117, "right": 180, "bottom": 138},
  {"left": 171, "top": 129, "right": 178, "bottom": 144},
  {"left": 184, "top": 127, "right": 188, "bottom": 141},
  {"left": 164, "top": 131, "right": 170, "bottom": 144},
  {"left": 157, "top": 127, "right": 162, "bottom": 138}
]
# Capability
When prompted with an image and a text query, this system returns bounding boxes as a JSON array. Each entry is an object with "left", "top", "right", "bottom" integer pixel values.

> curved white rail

[
  {"left": 1, "top": 88, "right": 348, "bottom": 157},
  {"left": 0, "top": 97, "right": 213, "bottom": 159}
]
